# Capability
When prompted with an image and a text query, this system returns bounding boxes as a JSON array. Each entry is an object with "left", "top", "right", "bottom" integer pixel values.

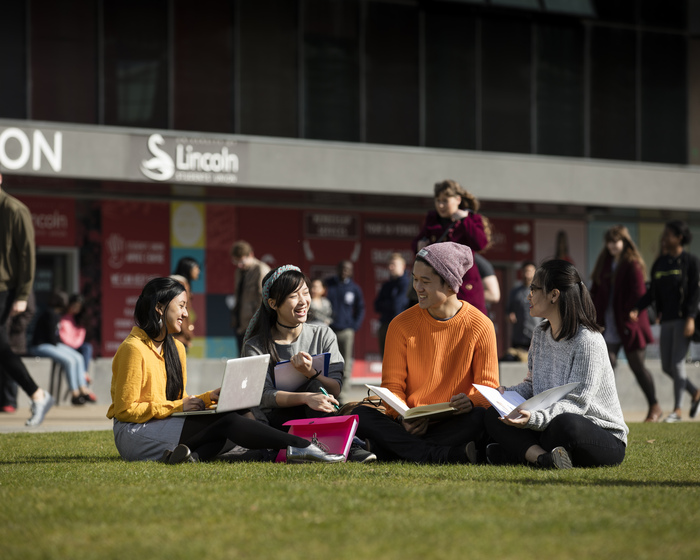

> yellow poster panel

[
  {"left": 171, "top": 202, "right": 205, "bottom": 248},
  {"left": 638, "top": 223, "right": 665, "bottom": 277}
]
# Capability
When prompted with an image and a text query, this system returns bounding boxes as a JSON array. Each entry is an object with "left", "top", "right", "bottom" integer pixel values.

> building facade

[{"left": 1, "top": 0, "right": 699, "bottom": 377}]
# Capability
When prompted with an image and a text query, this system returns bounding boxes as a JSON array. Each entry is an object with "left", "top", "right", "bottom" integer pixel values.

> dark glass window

[
  {"left": 365, "top": 2, "right": 419, "bottom": 146},
  {"left": 0, "top": 2, "right": 26, "bottom": 119},
  {"left": 590, "top": 26, "right": 637, "bottom": 161},
  {"left": 425, "top": 10, "right": 477, "bottom": 150},
  {"left": 173, "top": 0, "right": 234, "bottom": 133},
  {"left": 536, "top": 23, "right": 584, "bottom": 157},
  {"left": 640, "top": 0, "right": 686, "bottom": 30},
  {"left": 303, "top": 0, "right": 360, "bottom": 142},
  {"left": 104, "top": 0, "right": 169, "bottom": 128},
  {"left": 31, "top": 0, "right": 97, "bottom": 124},
  {"left": 641, "top": 32, "right": 687, "bottom": 164},
  {"left": 592, "top": 0, "right": 637, "bottom": 25},
  {"left": 481, "top": 17, "right": 532, "bottom": 154},
  {"left": 239, "top": 0, "right": 298, "bottom": 138}
]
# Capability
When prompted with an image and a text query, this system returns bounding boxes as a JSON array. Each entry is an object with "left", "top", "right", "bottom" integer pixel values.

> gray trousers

[
  {"left": 659, "top": 320, "right": 698, "bottom": 410},
  {"left": 334, "top": 328, "right": 355, "bottom": 380}
]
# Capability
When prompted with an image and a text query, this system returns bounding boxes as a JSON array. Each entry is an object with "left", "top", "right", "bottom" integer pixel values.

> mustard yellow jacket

[{"left": 108, "top": 326, "right": 213, "bottom": 423}]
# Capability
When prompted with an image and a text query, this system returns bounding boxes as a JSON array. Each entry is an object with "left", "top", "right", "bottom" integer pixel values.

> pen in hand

[{"left": 319, "top": 387, "right": 340, "bottom": 411}]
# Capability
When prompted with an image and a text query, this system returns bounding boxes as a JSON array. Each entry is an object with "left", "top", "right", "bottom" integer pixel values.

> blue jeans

[{"left": 30, "top": 343, "right": 86, "bottom": 392}]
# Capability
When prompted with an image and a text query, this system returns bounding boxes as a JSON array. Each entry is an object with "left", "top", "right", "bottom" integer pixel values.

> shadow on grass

[
  {"left": 0, "top": 455, "right": 123, "bottom": 465},
  {"left": 496, "top": 477, "right": 700, "bottom": 488}
]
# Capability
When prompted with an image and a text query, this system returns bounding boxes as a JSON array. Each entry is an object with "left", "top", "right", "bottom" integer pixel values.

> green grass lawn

[{"left": 1, "top": 423, "right": 698, "bottom": 560}]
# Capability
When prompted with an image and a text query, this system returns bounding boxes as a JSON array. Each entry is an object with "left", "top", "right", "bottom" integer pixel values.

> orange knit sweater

[{"left": 382, "top": 302, "right": 499, "bottom": 416}]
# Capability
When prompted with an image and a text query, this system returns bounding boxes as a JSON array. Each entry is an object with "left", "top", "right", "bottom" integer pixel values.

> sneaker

[
  {"left": 465, "top": 441, "right": 485, "bottom": 464},
  {"left": 82, "top": 392, "right": 98, "bottom": 403},
  {"left": 348, "top": 443, "right": 377, "bottom": 463},
  {"left": 537, "top": 446, "right": 573, "bottom": 470},
  {"left": 26, "top": 392, "right": 55, "bottom": 427},
  {"left": 71, "top": 394, "right": 87, "bottom": 406},
  {"left": 1, "top": 405, "right": 17, "bottom": 413},
  {"left": 663, "top": 412, "right": 682, "bottom": 423}
]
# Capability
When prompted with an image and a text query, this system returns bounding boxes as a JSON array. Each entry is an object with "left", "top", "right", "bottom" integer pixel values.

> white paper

[
  {"left": 274, "top": 353, "right": 330, "bottom": 391},
  {"left": 473, "top": 382, "right": 579, "bottom": 418}
]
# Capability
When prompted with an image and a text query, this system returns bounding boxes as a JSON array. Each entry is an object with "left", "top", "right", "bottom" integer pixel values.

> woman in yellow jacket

[{"left": 108, "top": 277, "right": 344, "bottom": 464}]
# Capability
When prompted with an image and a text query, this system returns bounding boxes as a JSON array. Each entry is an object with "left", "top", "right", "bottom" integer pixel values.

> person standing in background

[
  {"left": 325, "top": 260, "right": 365, "bottom": 381},
  {"left": 374, "top": 253, "right": 410, "bottom": 358},
  {"left": 0, "top": 173, "right": 54, "bottom": 425},
  {"left": 412, "top": 180, "right": 489, "bottom": 316},
  {"left": 230, "top": 241, "right": 270, "bottom": 355},
  {"left": 308, "top": 278, "right": 333, "bottom": 327},
  {"left": 171, "top": 257, "right": 200, "bottom": 349},
  {"left": 632, "top": 220, "right": 700, "bottom": 423},
  {"left": 590, "top": 225, "right": 661, "bottom": 422},
  {"left": 506, "top": 261, "right": 540, "bottom": 361}
]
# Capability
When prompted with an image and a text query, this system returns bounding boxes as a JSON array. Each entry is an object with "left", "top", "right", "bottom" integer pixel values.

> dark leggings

[
  {"left": 484, "top": 408, "right": 626, "bottom": 468},
  {"left": 178, "top": 411, "right": 310, "bottom": 462},
  {"left": 607, "top": 343, "right": 658, "bottom": 407},
  {"left": 0, "top": 291, "right": 39, "bottom": 397}
]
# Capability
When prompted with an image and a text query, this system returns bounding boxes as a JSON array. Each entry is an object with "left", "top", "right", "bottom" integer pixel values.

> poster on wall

[
  {"left": 17, "top": 195, "right": 76, "bottom": 247},
  {"left": 101, "top": 200, "right": 170, "bottom": 355}
]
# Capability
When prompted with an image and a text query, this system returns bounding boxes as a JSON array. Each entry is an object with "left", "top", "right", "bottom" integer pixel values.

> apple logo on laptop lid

[{"left": 241, "top": 377, "right": 248, "bottom": 389}]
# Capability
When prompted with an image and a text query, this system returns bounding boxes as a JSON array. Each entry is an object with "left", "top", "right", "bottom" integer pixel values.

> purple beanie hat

[{"left": 416, "top": 242, "right": 474, "bottom": 294}]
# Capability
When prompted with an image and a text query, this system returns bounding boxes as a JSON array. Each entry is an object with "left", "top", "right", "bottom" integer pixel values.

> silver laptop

[{"left": 172, "top": 354, "right": 270, "bottom": 416}]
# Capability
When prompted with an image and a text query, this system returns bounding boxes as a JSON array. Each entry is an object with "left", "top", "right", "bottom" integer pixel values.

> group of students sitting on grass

[{"left": 108, "top": 242, "right": 628, "bottom": 469}]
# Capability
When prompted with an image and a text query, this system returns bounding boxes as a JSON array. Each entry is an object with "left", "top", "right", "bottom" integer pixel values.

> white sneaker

[
  {"left": 26, "top": 392, "right": 55, "bottom": 427},
  {"left": 663, "top": 411, "right": 681, "bottom": 423}
]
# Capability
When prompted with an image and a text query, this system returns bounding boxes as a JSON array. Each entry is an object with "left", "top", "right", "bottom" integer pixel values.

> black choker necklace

[{"left": 277, "top": 321, "right": 301, "bottom": 329}]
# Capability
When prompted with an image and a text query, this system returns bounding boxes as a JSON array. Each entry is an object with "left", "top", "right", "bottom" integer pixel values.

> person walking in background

[
  {"left": 0, "top": 173, "right": 54, "bottom": 426},
  {"left": 505, "top": 260, "right": 540, "bottom": 362},
  {"left": 109, "top": 276, "right": 345, "bottom": 464},
  {"left": 485, "top": 259, "right": 628, "bottom": 469},
  {"left": 0, "top": 291, "right": 36, "bottom": 413},
  {"left": 374, "top": 253, "right": 410, "bottom": 358},
  {"left": 30, "top": 291, "right": 97, "bottom": 405},
  {"left": 169, "top": 274, "right": 195, "bottom": 349},
  {"left": 590, "top": 225, "right": 661, "bottom": 422},
  {"left": 230, "top": 241, "right": 270, "bottom": 355},
  {"left": 307, "top": 278, "right": 333, "bottom": 327},
  {"left": 355, "top": 242, "right": 499, "bottom": 464},
  {"left": 171, "top": 257, "right": 200, "bottom": 349},
  {"left": 325, "top": 260, "right": 365, "bottom": 381},
  {"left": 632, "top": 220, "right": 700, "bottom": 423},
  {"left": 59, "top": 294, "right": 94, "bottom": 382},
  {"left": 412, "top": 179, "right": 489, "bottom": 316}
]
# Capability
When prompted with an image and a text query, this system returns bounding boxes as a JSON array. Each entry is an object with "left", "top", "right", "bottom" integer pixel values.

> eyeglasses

[{"left": 529, "top": 284, "right": 542, "bottom": 295}]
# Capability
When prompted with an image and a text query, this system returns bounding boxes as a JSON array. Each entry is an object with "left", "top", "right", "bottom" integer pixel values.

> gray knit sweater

[
  {"left": 507, "top": 322, "right": 628, "bottom": 445},
  {"left": 243, "top": 323, "right": 344, "bottom": 412}
]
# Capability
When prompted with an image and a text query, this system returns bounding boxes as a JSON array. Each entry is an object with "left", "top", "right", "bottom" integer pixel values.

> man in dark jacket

[{"left": 325, "top": 260, "right": 365, "bottom": 381}]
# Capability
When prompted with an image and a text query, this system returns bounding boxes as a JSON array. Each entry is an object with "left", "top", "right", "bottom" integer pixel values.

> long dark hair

[
  {"left": 172, "top": 257, "right": 199, "bottom": 284},
  {"left": 536, "top": 259, "right": 601, "bottom": 341},
  {"left": 134, "top": 277, "right": 185, "bottom": 401},
  {"left": 245, "top": 268, "right": 309, "bottom": 363}
]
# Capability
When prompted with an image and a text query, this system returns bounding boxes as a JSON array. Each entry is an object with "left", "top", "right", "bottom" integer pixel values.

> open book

[
  {"left": 472, "top": 382, "right": 579, "bottom": 419},
  {"left": 365, "top": 385, "right": 456, "bottom": 420},
  {"left": 273, "top": 353, "right": 331, "bottom": 391}
]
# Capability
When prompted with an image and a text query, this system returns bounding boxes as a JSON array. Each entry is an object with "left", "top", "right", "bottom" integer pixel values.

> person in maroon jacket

[
  {"left": 412, "top": 179, "right": 489, "bottom": 316},
  {"left": 590, "top": 225, "right": 661, "bottom": 422}
]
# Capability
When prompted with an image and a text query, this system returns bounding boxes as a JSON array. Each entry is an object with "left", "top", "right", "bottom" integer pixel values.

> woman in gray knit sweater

[{"left": 485, "top": 259, "right": 628, "bottom": 469}]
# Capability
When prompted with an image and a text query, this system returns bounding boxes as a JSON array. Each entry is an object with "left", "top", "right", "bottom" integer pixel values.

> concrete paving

[{"left": 1, "top": 357, "right": 698, "bottom": 433}]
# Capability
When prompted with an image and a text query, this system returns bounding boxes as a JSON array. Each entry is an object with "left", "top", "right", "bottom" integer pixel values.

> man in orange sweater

[{"left": 355, "top": 242, "right": 499, "bottom": 463}]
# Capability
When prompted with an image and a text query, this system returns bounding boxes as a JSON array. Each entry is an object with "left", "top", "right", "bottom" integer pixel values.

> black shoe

[
  {"left": 536, "top": 446, "right": 572, "bottom": 470},
  {"left": 485, "top": 443, "right": 509, "bottom": 466},
  {"left": 465, "top": 441, "right": 486, "bottom": 464},
  {"left": 286, "top": 442, "right": 346, "bottom": 464},
  {"left": 348, "top": 443, "right": 377, "bottom": 463},
  {"left": 690, "top": 392, "right": 700, "bottom": 419},
  {"left": 168, "top": 444, "right": 198, "bottom": 464},
  {"left": 71, "top": 394, "right": 87, "bottom": 406}
]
